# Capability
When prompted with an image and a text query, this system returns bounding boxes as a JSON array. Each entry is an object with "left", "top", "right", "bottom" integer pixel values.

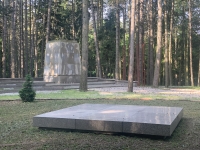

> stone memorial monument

[
  {"left": 33, "top": 104, "right": 183, "bottom": 136},
  {"left": 43, "top": 40, "right": 81, "bottom": 83}
]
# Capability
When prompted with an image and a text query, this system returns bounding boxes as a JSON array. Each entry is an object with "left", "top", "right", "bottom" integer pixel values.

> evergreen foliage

[
  {"left": 19, "top": 75, "right": 36, "bottom": 102},
  {"left": 0, "top": 0, "right": 200, "bottom": 86}
]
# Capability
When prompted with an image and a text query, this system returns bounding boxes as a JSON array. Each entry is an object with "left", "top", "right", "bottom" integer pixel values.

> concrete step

[
  {"left": 0, "top": 83, "right": 128, "bottom": 94},
  {"left": 45, "top": 81, "right": 115, "bottom": 87},
  {"left": 0, "top": 81, "right": 54, "bottom": 88},
  {"left": 0, "top": 77, "right": 43, "bottom": 82}
]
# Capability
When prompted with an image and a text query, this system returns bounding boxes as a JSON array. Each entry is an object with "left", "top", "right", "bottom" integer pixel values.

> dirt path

[{"left": 91, "top": 87, "right": 200, "bottom": 99}]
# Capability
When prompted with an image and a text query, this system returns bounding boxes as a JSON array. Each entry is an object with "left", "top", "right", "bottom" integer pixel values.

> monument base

[
  {"left": 43, "top": 75, "right": 80, "bottom": 83},
  {"left": 33, "top": 104, "right": 183, "bottom": 136}
]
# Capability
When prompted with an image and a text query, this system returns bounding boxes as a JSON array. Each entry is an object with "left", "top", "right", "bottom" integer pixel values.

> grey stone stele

[
  {"left": 44, "top": 40, "right": 81, "bottom": 83},
  {"left": 33, "top": 104, "right": 183, "bottom": 136}
]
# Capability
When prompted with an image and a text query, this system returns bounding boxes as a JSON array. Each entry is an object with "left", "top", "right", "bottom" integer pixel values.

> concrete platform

[{"left": 33, "top": 104, "right": 183, "bottom": 136}]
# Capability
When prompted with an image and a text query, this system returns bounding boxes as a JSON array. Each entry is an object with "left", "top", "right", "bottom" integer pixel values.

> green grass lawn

[
  {"left": 1, "top": 98, "right": 200, "bottom": 150},
  {"left": 0, "top": 88, "right": 199, "bottom": 101}
]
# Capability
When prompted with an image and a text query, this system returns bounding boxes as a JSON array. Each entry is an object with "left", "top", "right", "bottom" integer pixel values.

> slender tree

[
  {"left": 169, "top": 0, "right": 174, "bottom": 86},
  {"left": 79, "top": 0, "right": 89, "bottom": 91},
  {"left": 188, "top": 0, "right": 194, "bottom": 86},
  {"left": 138, "top": 0, "right": 144, "bottom": 85},
  {"left": 115, "top": 0, "right": 120, "bottom": 80},
  {"left": 148, "top": 0, "right": 154, "bottom": 85},
  {"left": 164, "top": 0, "right": 168, "bottom": 87},
  {"left": 25, "top": 0, "right": 28, "bottom": 75},
  {"left": 34, "top": 0, "right": 39, "bottom": 77},
  {"left": 46, "top": 0, "right": 52, "bottom": 43},
  {"left": 122, "top": 2, "right": 126, "bottom": 80},
  {"left": 11, "top": 0, "right": 16, "bottom": 78},
  {"left": 91, "top": 0, "right": 102, "bottom": 78},
  {"left": 72, "top": 0, "right": 75, "bottom": 39},
  {"left": 128, "top": 0, "right": 136, "bottom": 92},
  {"left": 2, "top": 0, "right": 7, "bottom": 78},
  {"left": 152, "top": 0, "right": 162, "bottom": 87}
]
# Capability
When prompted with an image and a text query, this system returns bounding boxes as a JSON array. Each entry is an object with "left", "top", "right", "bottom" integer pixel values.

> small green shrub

[{"left": 19, "top": 74, "right": 36, "bottom": 102}]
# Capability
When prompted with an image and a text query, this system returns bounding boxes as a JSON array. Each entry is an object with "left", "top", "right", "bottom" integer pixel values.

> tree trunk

[
  {"left": 115, "top": 0, "right": 120, "bottom": 80},
  {"left": 11, "top": 0, "right": 16, "bottom": 78},
  {"left": 46, "top": 0, "right": 52, "bottom": 43},
  {"left": 185, "top": 35, "right": 189, "bottom": 85},
  {"left": 20, "top": 0, "right": 24, "bottom": 78},
  {"left": 174, "top": 28, "right": 178, "bottom": 85},
  {"left": 91, "top": 0, "right": 102, "bottom": 78},
  {"left": 164, "top": 0, "right": 168, "bottom": 87},
  {"left": 30, "top": 0, "right": 35, "bottom": 77},
  {"left": 25, "top": 0, "right": 28, "bottom": 75},
  {"left": 149, "top": 0, "right": 154, "bottom": 85},
  {"left": 34, "top": 0, "right": 39, "bottom": 77},
  {"left": 169, "top": 0, "right": 174, "bottom": 86},
  {"left": 123, "top": 4, "right": 126, "bottom": 80},
  {"left": 147, "top": 0, "right": 153, "bottom": 85},
  {"left": 147, "top": 0, "right": 150, "bottom": 85},
  {"left": 2, "top": 0, "right": 7, "bottom": 78},
  {"left": 100, "top": 0, "right": 103, "bottom": 27},
  {"left": 41, "top": 14, "right": 46, "bottom": 76},
  {"left": 152, "top": 0, "right": 162, "bottom": 88},
  {"left": 188, "top": 0, "right": 194, "bottom": 86},
  {"left": 79, "top": 0, "right": 89, "bottom": 91},
  {"left": 138, "top": 0, "right": 144, "bottom": 85},
  {"left": 128, "top": 0, "right": 136, "bottom": 92},
  {"left": 72, "top": 0, "right": 75, "bottom": 39},
  {"left": 135, "top": 0, "right": 139, "bottom": 85},
  {"left": 29, "top": 0, "right": 32, "bottom": 75}
]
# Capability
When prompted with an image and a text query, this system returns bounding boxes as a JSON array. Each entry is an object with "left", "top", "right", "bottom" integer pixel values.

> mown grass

[
  {"left": 0, "top": 87, "right": 199, "bottom": 101},
  {"left": 0, "top": 98, "right": 200, "bottom": 150}
]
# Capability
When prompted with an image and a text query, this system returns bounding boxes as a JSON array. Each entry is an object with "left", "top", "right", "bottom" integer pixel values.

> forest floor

[
  {"left": 91, "top": 86, "right": 200, "bottom": 100},
  {"left": 0, "top": 87, "right": 200, "bottom": 150}
]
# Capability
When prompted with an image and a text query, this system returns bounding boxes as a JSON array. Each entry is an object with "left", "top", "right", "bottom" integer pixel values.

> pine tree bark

[
  {"left": 34, "top": 0, "right": 39, "bottom": 77},
  {"left": 185, "top": 35, "right": 189, "bottom": 85},
  {"left": 149, "top": 0, "right": 154, "bottom": 85},
  {"left": 19, "top": 0, "right": 24, "bottom": 78},
  {"left": 2, "top": 0, "right": 7, "bottom": 78},
  {"left": 128, "top": 0, "right": 136, "bottom": 92},
  {"left": 11, "top": 0, "right": 16, "bottom": 78},
  {"left": 135, "top": 0, "right": 139, "bottom": 85},
  {"left": 169, "top": 0, "right": 174, "bottom": 86},
  {"left": 79, "top": 0, "right": 89, "bottom": 91},
  {"left": 174, "top": 28, "right": 178, "bottom": 85},
  {"left": 188, "top": 0, "right": 194, "bottom": 86},
  {"left": 115, "top": 0, "right": 120, "bottom": 80},
  {"left": 41, "top": 14, "right": 46, "bottom": 76},
  {"left": 91, "top": 0, "right": 102, "bottom": 78},
  {"left": 25, "top": 0, "right": 28, "bottom": 75},
  {"left": 164, "top": 0, "right": 168, "bottom": 87},
  {"left": 29, "top": 0, "right": 32, "bottom": 76},
  {"left": 72, "top": 0, "right": 75, "bottom": 39},
  {"left": 138, "top": 0, "right": 143, "bottom": 85},
  {"left": 123, "top": 4, "right": 126, "bottom": 80},
  {"left": 46, "top": 0, "right": 52, "bottom": 43},
  {"left": 152, "top": 0, "right": 162, "bottom": 88}
]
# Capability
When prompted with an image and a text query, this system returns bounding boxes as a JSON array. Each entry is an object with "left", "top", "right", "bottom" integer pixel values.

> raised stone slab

[{"left": 33, "top": 104, "right": 183, "bottom": 136}]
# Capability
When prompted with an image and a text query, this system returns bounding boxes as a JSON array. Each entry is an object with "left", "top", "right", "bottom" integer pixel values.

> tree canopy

[{"left": 0, "top": 0, "right": 200, "bottom": 87}]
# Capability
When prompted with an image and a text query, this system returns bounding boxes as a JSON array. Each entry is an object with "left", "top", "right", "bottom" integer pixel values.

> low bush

[{"left": 19, "top": 74, "right": 36, "bottom": 102}]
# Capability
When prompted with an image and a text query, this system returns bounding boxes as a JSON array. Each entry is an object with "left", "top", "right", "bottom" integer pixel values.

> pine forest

[{"left": 0, "top": 0, "right": 200, "bottom": 87}]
